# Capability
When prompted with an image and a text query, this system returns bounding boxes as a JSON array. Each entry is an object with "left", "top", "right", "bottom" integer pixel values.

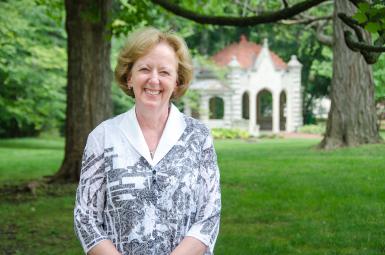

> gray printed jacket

[{"left": 74, "top": 104, "right": 221, "bottom": 255}]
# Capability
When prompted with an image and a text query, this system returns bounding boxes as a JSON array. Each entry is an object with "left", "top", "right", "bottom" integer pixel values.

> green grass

[
  {"left": 0, "top": 138, "right": 64, "bottom": 185},
  {"left": 216, "top": 139, "right": 385, "bottom": 254},
  {"left": 1, "top": 137, "right": 385, "bottom": 254}
]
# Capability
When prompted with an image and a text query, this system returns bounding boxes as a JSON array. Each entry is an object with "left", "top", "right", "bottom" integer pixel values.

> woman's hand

[
  {"left": 170, "top": 236, "right": 207, "bottom": 255},
  {"left": 88, "top": 240, "right": 122, "bottom": 255}
]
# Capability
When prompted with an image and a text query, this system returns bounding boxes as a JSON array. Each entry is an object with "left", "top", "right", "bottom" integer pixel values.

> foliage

[
  {"left": 373, "top": 55, "right": 385, "bottom": 102},
  {"left": 111, "top": 84, "right": 135, "bottom": 115},
  {"left": 353, "top": 1, "right": 385, "bottom": 34},
  {"left": 2, "top": 138, "right": 385, "bottom": 254},
  {"left": 111, "top": 0, "right": 154, "bottom": 36},
  {"left": 0, "top": 0, "right": 66, "bottom": 137},
  {"left": 211, "top": 128, "right": 250, "bottom": 139},
  {"left": 332, "top": 1, "right": 384, "bottom": 64}
]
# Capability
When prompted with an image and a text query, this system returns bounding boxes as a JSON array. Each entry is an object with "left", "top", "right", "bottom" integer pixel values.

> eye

[
  {"left": 160, "top": 71, "right": 170, "bottom": 76},
  {"left": 138, "top": 67, "right": 149, "bottom": 72}
]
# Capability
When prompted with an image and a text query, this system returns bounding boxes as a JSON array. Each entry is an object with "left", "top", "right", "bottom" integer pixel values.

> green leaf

[
  {"left": 365, "top": 22, "right": 381, "bottom": 33},
  {"left": 358, "top": 2, "right": 370, "bottom": 13},
  {"left": 352, "top": 11, "right": 368, "bottom": 24}
]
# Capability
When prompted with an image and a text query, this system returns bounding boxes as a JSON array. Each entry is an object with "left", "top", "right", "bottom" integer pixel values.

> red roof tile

[{"left": 211, "top": 35, "right": 287, "bottom": 70}]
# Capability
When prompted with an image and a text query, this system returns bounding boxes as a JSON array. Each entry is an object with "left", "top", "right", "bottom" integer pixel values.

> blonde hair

[{"left": 114, "top": 27, "right": 193, "bottom": 99}]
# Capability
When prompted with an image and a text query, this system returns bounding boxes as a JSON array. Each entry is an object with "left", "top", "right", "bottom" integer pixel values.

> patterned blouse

[{"left": 74, "top": 104, "right": 221, "bottom": 255}]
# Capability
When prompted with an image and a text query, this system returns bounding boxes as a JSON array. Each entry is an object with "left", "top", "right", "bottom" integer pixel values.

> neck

[
  {"left": 135, "top": 103, "right": 171, "bottom": 154},
  {"left": 135, "top": 104, "right": 170, "bottom": 131}
]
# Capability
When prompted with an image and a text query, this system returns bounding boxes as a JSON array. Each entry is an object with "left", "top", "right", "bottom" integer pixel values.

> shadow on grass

[{"left": 0, "top": 180, "right": 77, "bottom": 204}]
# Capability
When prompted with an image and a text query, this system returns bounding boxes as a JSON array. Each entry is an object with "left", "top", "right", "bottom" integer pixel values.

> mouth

[{"left": 144, "top": 88, "right": 161, "bottom": 95}]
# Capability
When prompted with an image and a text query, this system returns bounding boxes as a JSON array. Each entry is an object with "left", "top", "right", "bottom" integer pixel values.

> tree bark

[
  {"left": 51, "top": 0, "right": 112, "bottom": 182},
  {"left": 320, "top": 0, "right": 381, "bottom": 149}
]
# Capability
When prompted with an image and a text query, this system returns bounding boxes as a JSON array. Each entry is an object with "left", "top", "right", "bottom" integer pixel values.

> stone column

[
  {"left": 227, "top": 56, "right": 242, "bottom": 122},
  {"left": 287, "top": 55, "right": 303, "bottom": 132},
  {"left": 249, "top": 92, "right": 257, "bottom": 135},
  {"left": 200, "top": 95, "right": 210, "bottom": 122},
  {"left": 272, "top": 92, "right": 280, "bottom": 133},
  {"left": 224, "top": 93, "right": 232, "bottom": 127},
  {"left": 286, "top": 90, "right": 293, "bottom": 132}
]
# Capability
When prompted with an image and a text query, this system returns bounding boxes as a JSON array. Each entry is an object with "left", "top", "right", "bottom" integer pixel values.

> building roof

[
  {"left": 190, "top": 79, "right": 231, "bottom": 92},
  {"left": 212, "top": 35, "right": 287, "bottom": 70}
]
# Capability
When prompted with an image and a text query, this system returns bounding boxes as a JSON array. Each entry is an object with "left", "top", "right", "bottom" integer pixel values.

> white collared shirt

[{"left": 74, "top": 104, "right": 221, "bottom": 255}]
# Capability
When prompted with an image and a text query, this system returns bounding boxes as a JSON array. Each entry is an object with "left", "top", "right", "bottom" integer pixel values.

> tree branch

[
  {"left": 338, "top": 9, "right": 385, "bottom": 64},
  {"left": 315, "top": 20, "right": 333, "bottom": 47},
  {"left": 151, "top": 0, "right": 329, "bottom": 26},
  {"left": 280, "top": 15, "right": 332, "bottom": 25},
  {"left": 338, "top": 13, "right": 364, "bottom": 42},
  {"left": 344, "top": 31, "right": 384, "bottom": 64},
  {"left": 344, "top": 31, "right": 385, "bottom": 53}
]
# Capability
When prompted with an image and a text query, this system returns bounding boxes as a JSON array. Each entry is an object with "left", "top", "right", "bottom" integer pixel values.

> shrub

[
  {"left": 211, "top": 128, "right": 250, "bottom": 139},
  {"left": 298, "top": 123, "right": 326, "bottom": 135}
]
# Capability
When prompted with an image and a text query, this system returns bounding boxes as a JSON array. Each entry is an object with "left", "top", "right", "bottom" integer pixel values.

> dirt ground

[{"left": 281, "top": 132, "right": 323, "bottom": 139}]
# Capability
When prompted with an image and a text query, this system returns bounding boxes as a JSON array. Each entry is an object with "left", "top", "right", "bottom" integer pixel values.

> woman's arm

[
  {"left": 170, "top": 236, "right": 207, "bottom": 255},
  {"left": 88, "top": 240, "right": 122, "bottom": 255},
  {"left": 181, "top": 134, "right": 222, "bottom": 255},
  {"left": 74, "top": 133, "right": 112, "bottom": 254}
]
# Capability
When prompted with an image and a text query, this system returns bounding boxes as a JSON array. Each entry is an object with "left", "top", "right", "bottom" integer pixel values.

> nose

[{"left": 148, "top": 70, "right": 160, "bottom": 85}]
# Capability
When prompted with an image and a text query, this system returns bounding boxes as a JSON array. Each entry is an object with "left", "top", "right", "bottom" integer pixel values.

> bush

[
  {"left": 298, "top": 123, "right": 326, "bottom": 135},
  {"left": 211, "top": 128, "right": 250, "bottom": 139}
]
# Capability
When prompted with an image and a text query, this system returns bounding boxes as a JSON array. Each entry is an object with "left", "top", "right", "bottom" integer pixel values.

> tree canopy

[{"left": 0, "top": 0, "right": 66, "bottom": 137}]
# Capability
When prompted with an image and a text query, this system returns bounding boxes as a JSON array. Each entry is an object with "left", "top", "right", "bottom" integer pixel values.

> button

[
  {"left": 152, "top": 170, "right": 156, "bottom": 175},
  {"left": 152, "top": 179, "right": 156, "bottom": 184}
]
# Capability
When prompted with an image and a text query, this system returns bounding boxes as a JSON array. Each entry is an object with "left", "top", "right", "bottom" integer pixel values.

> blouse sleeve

[
  {"left": 186, "top": 134, "right": 221, "bottom": 254},
  {"left": 74, "top": 132, "right": 109, "bottom": 253}
]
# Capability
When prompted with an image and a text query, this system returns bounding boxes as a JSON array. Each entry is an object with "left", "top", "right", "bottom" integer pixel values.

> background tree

[
  {"left": 320, "top": 0, "right": 381, "bottom": 148},
  {"left": 51, "top": 0, "right": 113, "bottom": 182}
]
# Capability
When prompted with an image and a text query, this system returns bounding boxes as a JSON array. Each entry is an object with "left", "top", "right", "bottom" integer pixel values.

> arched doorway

[
  {"left": 280, "top": 91, "right": 287, "bottom": 131},
  {"left": 209, "top": 96, "right": 224, "bottom": 119},
  {"left": 256, "top": 89, "right": 272, "bottom": 130},
  {"left": 242, "top": 92, "right": 249, "bottom": 119}
]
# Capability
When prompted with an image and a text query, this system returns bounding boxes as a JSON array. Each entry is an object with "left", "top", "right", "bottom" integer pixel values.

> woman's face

[{"left": 129, "top": 42, "right": 178, "bottom": 113}]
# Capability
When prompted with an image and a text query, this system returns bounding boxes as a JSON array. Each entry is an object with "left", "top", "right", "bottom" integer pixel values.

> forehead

[{"left": 135, "top": 42, "right": 178, "bottom": 67}]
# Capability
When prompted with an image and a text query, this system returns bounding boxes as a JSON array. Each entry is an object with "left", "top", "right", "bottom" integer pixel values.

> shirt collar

[{"left": 119, "top": 103, "right": 186, "bottom": 167}]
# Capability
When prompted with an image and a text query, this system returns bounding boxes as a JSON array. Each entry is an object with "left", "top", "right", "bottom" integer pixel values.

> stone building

[{"left": 184, "top": 35, "right": 303, "bottom": 136}]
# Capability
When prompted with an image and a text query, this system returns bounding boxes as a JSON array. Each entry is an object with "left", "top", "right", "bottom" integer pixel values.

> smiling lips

[{"left": 144, "top": 88, "right": 161, "bottom": 95}]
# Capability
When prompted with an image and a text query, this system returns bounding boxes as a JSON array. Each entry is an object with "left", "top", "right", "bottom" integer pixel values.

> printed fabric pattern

[{"left": 74, "top": 113, "right": 221, "bottom": 255}]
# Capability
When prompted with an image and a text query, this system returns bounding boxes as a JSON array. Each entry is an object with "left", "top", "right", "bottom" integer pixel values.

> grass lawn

[{"left": 1, "top": 137, "right": 385, "bottom": 254}]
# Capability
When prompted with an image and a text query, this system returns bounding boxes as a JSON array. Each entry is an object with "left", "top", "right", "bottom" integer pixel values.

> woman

[{"left": 74, "top": 27, "right": 221, "bottom": 255}]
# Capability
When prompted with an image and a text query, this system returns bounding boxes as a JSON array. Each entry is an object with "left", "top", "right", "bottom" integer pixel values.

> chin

[{"left": 138, "top": 100, "right": 167, "bottom": 111}]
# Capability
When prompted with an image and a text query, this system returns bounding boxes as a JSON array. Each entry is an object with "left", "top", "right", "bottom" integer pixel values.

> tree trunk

[
  {"left": 320, "top": 0, "right": 382, "bottom": 149},
  {"left": 51, "top": 0, "right": 112, "bottom": 182}
]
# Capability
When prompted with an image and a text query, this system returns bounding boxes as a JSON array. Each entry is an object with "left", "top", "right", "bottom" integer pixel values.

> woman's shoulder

[
  {"left": 88, "top": 110, "right": 131, "bottom": 139},
  {"left": 181, "top": 113, "right": 211, "bottom": 138}
]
